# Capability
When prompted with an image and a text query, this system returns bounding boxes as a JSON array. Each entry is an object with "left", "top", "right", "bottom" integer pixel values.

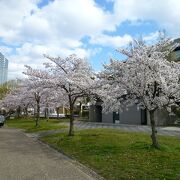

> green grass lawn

[
  {"left": 6, "top": 117, "right": 68, "bottom": 133},
  {"left": 41, "top": 129, "right": 180, "bottom": 180}
]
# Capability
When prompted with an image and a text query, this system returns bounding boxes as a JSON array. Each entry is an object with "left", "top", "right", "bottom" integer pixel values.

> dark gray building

[
  {"left": 89, "top": 104, "right": 176, "bottom": 126},
  {"left": 89, "top": 103, "right": 147, "bottom": 125}
]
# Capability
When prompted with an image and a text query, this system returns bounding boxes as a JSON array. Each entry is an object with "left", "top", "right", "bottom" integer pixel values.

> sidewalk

[
  {"left": 0, "top": 127, "right": 97, "bottom": 180},
  {"left": 74, "top": 121, "right": 180, "bottom": 136},
  {"left": 27, "top": 121, "right": 180, "bottom": 138}
]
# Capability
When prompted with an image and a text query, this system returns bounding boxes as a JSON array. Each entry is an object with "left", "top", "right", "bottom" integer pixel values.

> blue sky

[{"left": 0, "top": 0, "right": 179, "bottom": 79}]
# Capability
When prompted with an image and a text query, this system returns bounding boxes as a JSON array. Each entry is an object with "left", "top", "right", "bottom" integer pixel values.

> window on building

[{"left": 175, "top": 50, "right": 180, "bottom": 57}]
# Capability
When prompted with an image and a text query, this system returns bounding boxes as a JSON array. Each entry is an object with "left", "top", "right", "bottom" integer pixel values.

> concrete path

[
  {"left": 74, "top": 121, "right": 180, "bottom": 136},
  {"left": 28, "top": 121, "right": 180, "bottom": 138},
  {"left": 0, "top": 127, "right": 96, "bottom": 180}
]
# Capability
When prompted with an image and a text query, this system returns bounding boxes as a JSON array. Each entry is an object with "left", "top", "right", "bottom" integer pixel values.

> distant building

[
  {"left": 89, "top": 103, "right": 175, "bottom": 126},
  {"left": 0, "top": 52, "right": 8, "bottom": 85},
  {"left": 169, "top": 38, "right": 180, "bottom": 62},
  {"left": 173, "top": 38, "right": 180, "bottom": 60}
]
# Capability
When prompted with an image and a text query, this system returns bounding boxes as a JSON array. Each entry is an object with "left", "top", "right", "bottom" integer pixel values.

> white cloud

[
  {"left": 0, "top": 0, "right": 40, "bottom": 43},
  {"left": 39, "top": 0, "right": 115, "bottom": 38},
  {"left": 0, "top": 0, "right": 116, "bottom": 79},
  {"left": 6, "top": 42, "right": 96, "bottom": 80},
  {"left": 8, "top": 63, "right": 25, "bottom": 80},
  {"left": 1, "top": 0, "right": 115, "bottom": 45},
  {"left": 0, "top": 46, "right": 12, "bottom": 54},
  {"left": 113, "top": 0, "right": 180, "bottom": 36},
  {"left": 90, "top": 34, "right": 133, "bottom": 47},
  {"left": 1, "top": 0, "right": 180, "bottom": 80},
  {"left": 143, "top": 31, "right": 160, "bottom": 42}
]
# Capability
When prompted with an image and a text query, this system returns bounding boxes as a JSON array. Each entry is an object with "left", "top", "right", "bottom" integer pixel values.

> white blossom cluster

[
  {"left": 23, "top": 54, "right": 94, "bottom": 108},
  {"left": 98, "top": 38, "right": 180, "bottom": 113},
  {"left": 0, "top": 79, "right": 65, "bottom": 115},
  {"left": 0, "top": 54, "right": 95, "bottom": 119},
  {"left": 1, "top": 38, "right": 180, "bottom": 121}
]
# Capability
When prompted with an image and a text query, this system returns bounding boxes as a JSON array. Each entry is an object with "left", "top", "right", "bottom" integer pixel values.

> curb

[{"left": 38, "top": 138, "right": 105, "bottom": 180}]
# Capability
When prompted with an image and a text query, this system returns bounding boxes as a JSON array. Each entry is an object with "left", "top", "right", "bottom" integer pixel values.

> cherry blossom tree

[
  {"left": 40, "top": 89, "right": 66, "bottom": 120},
  {"left": 0, "top": 79, "right": 51, "bottom": 126},
  {"left": 24, "top": 54, "right": 94, "bottom": 135},
  {"left": 23, "top": 79, "right": 56, "bottom": 127},
  {"left": 99, "top": 38, "right": 180, "bottom": 148},
  {"left": 0, "top": 84, "right": 34, "bottom": 118},
  {"left": 0, "top": 92, "right": 19, "bottom": 115}
]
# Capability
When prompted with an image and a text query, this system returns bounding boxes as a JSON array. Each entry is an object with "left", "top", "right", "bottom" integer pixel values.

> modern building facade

[
  {"left": 169, "top": 38, "right": 180, "bottom": 62},
  {"left": 89, "top": 101, "right": 148, "bottom": 125},
  {"left": 89, "top": 103, "right": 176, "bottom": 126},
  {"left": 0, "top": 52, "right": 8, "bottom": 85}
]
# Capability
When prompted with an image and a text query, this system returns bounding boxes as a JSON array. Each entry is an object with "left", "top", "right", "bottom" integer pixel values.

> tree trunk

[
  {"left": 44, "top": 110, "right": 46, "bottom": 119},
  {"left": 36, "top": 100, "right": 40, "bottom": 127},
  {"left": 25, "top": 107, "right": 28, "bottom": 117},
  {"left": 68, "top": 97, "right": 74, "bottom": 136},
  {"left": 79, "top": 102, "right": 82, "bottom": 117},
  {"left": 149, "top": 110, "right": 159, "bottom": 148},
  {"left": 56, "top": 107, "right": 59, "bottom": 119},
  {"left": 45, "top": 104, "right": 49, "bottom": 121},
  {"left": 17, "top": 106, "right": 21, "bottom": 118},
  {"left": 46, "top": 107, "right": 49, "bottom": 121}
]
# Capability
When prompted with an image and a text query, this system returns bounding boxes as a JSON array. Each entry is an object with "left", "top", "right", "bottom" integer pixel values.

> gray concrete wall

[
  {"left": 147, "top": 109, "right": 177, "bottom": 126},
  {"left": 89, "top": 105, "right": 102, "bottom": 122},
  {"left": 102, "top": 113, "right": 113, "bottom": 123},
  {"left": 89, "top": 103, "right": 176, "bottom": 126},
  {"left": 119, "top": 106, "right": 142, "bottom": 125},
  {"left": 101, "top": 105, "right": 143, "bottom": 125}
]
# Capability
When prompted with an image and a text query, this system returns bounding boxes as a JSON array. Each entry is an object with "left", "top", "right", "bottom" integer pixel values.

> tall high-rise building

[{"left": 0, "top": 52, "right": 8, "bottom": 85}]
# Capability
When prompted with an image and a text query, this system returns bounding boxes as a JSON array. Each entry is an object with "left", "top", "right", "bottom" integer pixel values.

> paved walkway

[
  {"left": 26, "top": 121, "right": 180, "bottom": 139},
  {"left": 0, "top": 127, "right": 96, "bottom": 180},
  {"left": 74, "top": 121, "right": 180, "bottom": 136}
]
